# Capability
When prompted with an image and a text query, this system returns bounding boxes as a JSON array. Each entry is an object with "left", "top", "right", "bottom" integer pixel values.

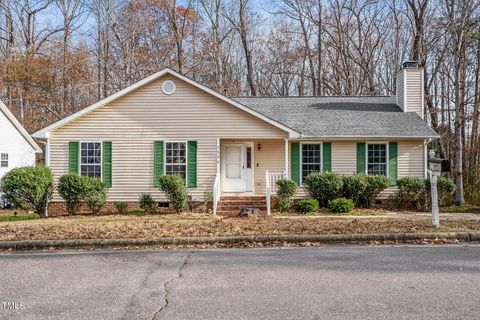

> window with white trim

[
  {"left": 0, "top": 153, "right": 8, "bottom": 168},
  {"left": 301, "top": 143, "right": 322, "bottom": 182},
  {"left": 367, "top": 143, "right": 387, "bottom": 176},
  {"left": 165, "top": 142, "right": 186, "bottom": 180},
  {"left": 80, "top": 142, "right": 102, "bottom": 178}
]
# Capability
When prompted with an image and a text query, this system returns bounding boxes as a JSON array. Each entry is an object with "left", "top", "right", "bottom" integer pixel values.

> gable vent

[{"left": 162, "top": 80, "right": 176, "bottom": 95}]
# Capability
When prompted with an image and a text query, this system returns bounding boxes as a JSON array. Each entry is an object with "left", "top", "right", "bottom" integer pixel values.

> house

[
  {"left": 33, "top": 61, "right": 438, "bottom": 215},
  {"left": 0, "top": 100, "right": 42, "bottom": 208}
]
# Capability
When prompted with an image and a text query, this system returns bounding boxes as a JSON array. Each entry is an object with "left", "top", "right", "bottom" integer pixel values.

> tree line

[{"left": 0, "top": 0, "right": 479, "bottom": 204}]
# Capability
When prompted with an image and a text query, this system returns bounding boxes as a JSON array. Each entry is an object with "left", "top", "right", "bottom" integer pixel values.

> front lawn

[
  {"left": 0, "top": 213, "right": 479, "bottom": 241},
  {"left": 272, "top": 208, "right": 384, "bottom": 217}
]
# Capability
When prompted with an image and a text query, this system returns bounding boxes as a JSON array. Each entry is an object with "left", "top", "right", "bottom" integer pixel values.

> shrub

[
  {"left": 358, "top": 175, "right": 389, "bottom": 208},
  {"left": 303, "top": 172, "right": 343, "bottom": 207},
  {"left": 342, "top": 175, "right": 368, "bottom": 206},
  {"left": 296, "top": 199, "right": 319, "bottom": 213},
  {"left": 275, "top": 179, "right": 298, "bottom": 212},
  {"left": 139, "top": 193, "right": 157, "bottom": 214},
  {"left": 0, "top": 165, "right": 53, "bottom": 217},
  {"left": 158, "top": 174, "right": 188, "bottom": 212},
  {"left": 202, "top": 192, "right": 213, "bottom": 213},
  {"left": 83, "top": 177, "right": 108, "bottom": 215},
  {"left": 426, "top": 176, "right": 457, "bottom": 207},
  {"left": 114, "top": 201, "right": 129, "bottom": 214},
  {"left": 396, "top": 177, "right": 428, "bottom": 210},
  {"left": 57, "top": 173, "right": 86, "bottom": 215},
  {"left": 328, "top": 197, "right": 355, "bottom": 213}
]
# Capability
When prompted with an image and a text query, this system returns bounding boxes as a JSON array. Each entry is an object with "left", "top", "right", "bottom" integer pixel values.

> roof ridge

[{"left": 230, "top": 95, "right": 394, "bottom": 98}]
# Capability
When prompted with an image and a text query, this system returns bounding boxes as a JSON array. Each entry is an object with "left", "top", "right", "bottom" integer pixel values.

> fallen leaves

[{"left": 0, "top": 213, "right": 478, "bottom": 242}]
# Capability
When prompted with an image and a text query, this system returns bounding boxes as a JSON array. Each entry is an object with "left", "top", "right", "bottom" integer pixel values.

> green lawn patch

[
  {"left": 441, "top": 205, "right": 480, "bottom": 215},
  {"left": 0, "top": 211, "right": 40, "bottom": 222}
]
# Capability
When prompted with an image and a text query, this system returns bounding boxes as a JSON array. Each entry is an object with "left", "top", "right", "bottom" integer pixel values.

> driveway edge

[{"left": 0, "top": 232, "right": 477, "bottom": 250}]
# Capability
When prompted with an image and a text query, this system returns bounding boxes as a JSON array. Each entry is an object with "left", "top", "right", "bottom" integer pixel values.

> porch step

[{"left": 217, "top": 196, "right": 268, "bottom": 216}]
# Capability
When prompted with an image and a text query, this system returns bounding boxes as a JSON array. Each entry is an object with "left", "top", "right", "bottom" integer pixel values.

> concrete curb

[{"left": 0, "top": 232, "right": 478, "bottom": 251}]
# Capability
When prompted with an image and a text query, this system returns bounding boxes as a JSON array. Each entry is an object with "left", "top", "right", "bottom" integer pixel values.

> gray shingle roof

[{"left": 231, "top": 96, "right": 438, "bottom": 138}]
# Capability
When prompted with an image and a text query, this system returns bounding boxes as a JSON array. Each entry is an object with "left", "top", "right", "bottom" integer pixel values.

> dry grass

[
  {"left": 0, "top": 212, "right": 479, "bottom": 241},
  {"left": 441, "top": 205, "right": 480, "bottom": 215}
]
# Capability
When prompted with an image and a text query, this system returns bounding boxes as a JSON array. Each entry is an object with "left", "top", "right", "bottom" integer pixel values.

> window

[
  {"left": 301, "top": 143, "right": 322, "bottom": 182},
  {"left": 367, "top": 143, "right": 387, "bottom": 176},
  {"left": 0, "top": 153, "right": 8, "bottom": 168},
  {"left": 165, "top": 142, "right": 186, "bottom": 180},
  {"left": 80, "top": 142, "right": 102, "bottom": 178}
]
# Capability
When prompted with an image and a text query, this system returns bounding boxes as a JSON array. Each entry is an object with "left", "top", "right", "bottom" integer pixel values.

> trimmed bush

[
  {"left": 0, "top": 165, "right": 53, "bottom": 217},
  {"left": 275, "top": 179, "right": 298, "bottom": 212},
  {"left": 303, "top": 172, "right": 343, "bottom": 207},
  {"left": 158, "top": 174, "right": 188, "bottom": 212},
  {"left": 328, "top": 197, "right": 355, "bottom": 213},
  {"left": 342, "top": 175, "right": 367, "bottom": 206},
  {"left": 396, "top": 177, "right": 427, "bottom": 210},
  {"left": 83, "top": 177, "right": 108, "bottom": 215},
  {"left": 296, "top": 199, "right": 319, "bottom": 213},
  {"left": 140, "top": 193, "right": 157, "bottom": 214},
  {"left": 114, "top": 201, "right": 129, "bottom": 214},
  {"left": 57, "top": 173, "right": 86, "bottom": 215},
  {"left": 358, "top": 175, "right": 389, "bottom": 208}
]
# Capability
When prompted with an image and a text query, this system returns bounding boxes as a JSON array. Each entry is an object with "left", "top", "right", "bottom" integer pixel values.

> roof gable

[
  {"left": 0, "top": 100, "right": 42, "bottom": 153},
  {"left": 33, "top": 69, "right": 299, "bottom": 138}
]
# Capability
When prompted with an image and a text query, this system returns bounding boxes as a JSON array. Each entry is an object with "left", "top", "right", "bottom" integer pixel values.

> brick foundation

[{"left": 47, "top": 201, "right": 205, "bottom": 217}]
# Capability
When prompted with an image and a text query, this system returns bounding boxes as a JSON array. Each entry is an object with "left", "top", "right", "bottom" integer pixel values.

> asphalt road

[{"left": 0, "top": 245, "right": 479, "bottom": 320}]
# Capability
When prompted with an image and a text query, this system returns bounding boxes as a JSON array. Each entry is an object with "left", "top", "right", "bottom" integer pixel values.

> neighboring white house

[{"left": 0, "top": 99, "right": 42, "bottom": 207}]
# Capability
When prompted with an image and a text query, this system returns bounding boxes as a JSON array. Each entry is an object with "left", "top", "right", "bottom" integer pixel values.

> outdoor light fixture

[{"left": 257, "top": 143, "right": 261, "bottom": 151}]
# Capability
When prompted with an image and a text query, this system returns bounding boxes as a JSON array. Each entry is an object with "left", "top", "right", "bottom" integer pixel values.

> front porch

[{"left": 213, "top": 138, "right": 289, "bottom": 215}]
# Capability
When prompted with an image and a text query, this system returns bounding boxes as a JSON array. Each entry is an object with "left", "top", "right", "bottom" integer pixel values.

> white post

[
  {"left": 266, "top": 170, "right": 270, "bottom": 216},
  {"left": 216, "top": 138, "right": 220, "bottom": 176},
  {"left": 45, "top": 138, "right": 50, "bottom": 166},
  {"left": 430, "top": 172, "right": 440, "bottom": 228},
  {"left": 284, "top": 139, "right": 289, "bottom": 179}
]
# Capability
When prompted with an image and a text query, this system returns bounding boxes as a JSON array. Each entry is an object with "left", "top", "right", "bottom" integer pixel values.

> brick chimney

[{"left": 396, "top": 61, "right": 424, "bottom": 119}]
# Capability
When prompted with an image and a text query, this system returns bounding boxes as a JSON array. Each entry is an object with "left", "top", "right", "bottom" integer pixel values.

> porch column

[
  {"left": 284, "top": 138, "right": 289, "bottom": 178},
  {"left": 216, "top": 138, "right": 220, "bottom": 175}
]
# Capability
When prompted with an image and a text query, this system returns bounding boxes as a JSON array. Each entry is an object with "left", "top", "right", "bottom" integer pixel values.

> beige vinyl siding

[
  {"left": 221, "top": 139, "right": 285, "bottom": 194},
  {"left": 49, "top": 75, "right": 287, "bottom": 201},
  {"left": 398, "top": 140, "right": 425, "bottom": 178},
  {"left": 405, "top": 69, "right": 423, "bottom": 118},
  {"left": 396, "top": 70, "right": 405, "bottom": 112},
  {"left": 291, "top": 140, "right": 425, "bottom": 198},
  {"left": 253, "top": 139, "right": 285, "bottom": 193},
  {"left": 396, "top": 68, "right": 423, "bottom": 118},
  {"left": 331, "top": 141, "right": 357, "bottom": 175}
]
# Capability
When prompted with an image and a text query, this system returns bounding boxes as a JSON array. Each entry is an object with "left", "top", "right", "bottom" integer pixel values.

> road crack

[{"left": 152, "top": 251, "right": 192, "bottom": 319}]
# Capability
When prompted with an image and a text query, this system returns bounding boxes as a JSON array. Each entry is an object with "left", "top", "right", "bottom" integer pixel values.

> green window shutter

[
  {"left": 356, "top": 142, "right": 366, "bottom": 174},
  {"left": 153, "top": 141, "right": 164, "bottom": 187},
  {"left": 68, "top": 141, "right": 79, "bottom": 174},
  {"left": 291, "top": 142, "right": 300, "bottom": 184},
  {"left": 187, "top": 140, "right": 197, "bottom": 188},
  {"left": 102, "top": 141, "right": 112, "bottom": 188},
  {"left": 322, "top": 142, "right": 332, "bottom": 172},
  {"left": 389, "top": 142, "right": 398, "bottom": 186}
]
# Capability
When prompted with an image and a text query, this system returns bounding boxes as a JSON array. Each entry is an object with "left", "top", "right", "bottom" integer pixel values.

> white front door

[{"left": 222, "top": 143, "right": 246, "bottom": 193}]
